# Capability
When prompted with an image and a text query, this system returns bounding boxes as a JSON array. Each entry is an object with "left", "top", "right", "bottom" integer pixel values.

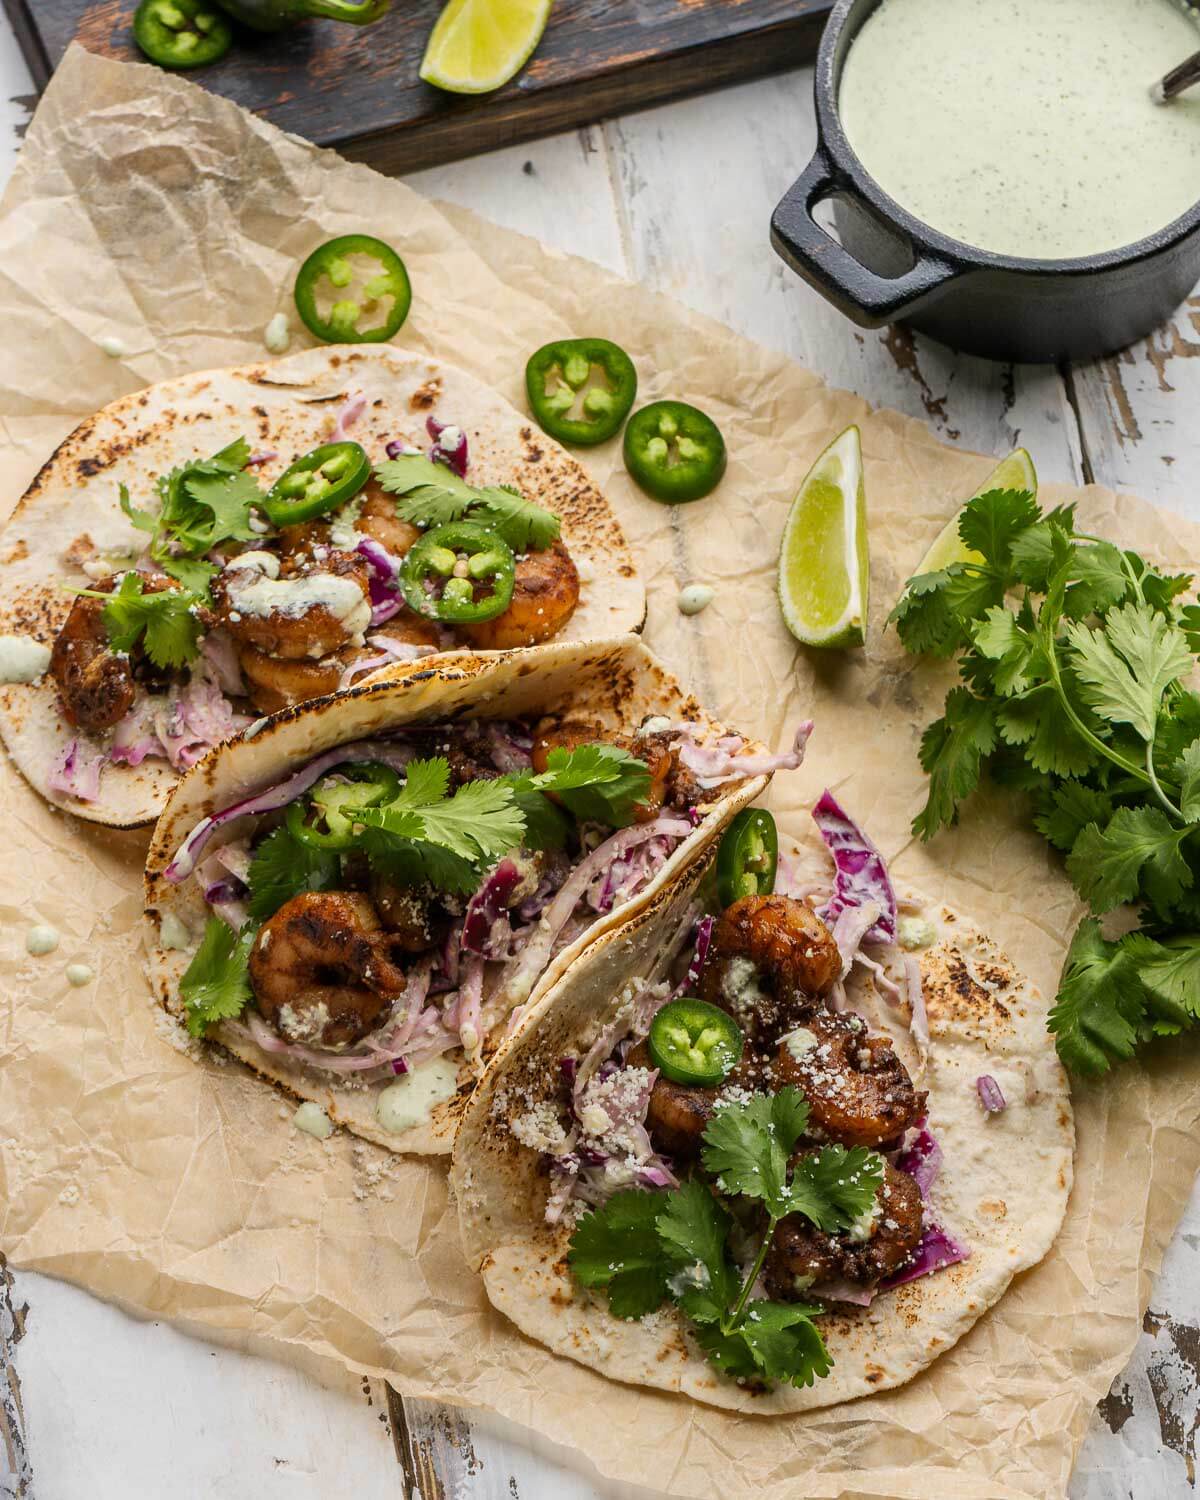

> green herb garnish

[
  {"left": 74, "top": 571, "right": 203, "bottom": 671},
  {"left": 374, "top": 452, "right": 561, "bottom": 551},
  {"left": 892, "top": 486, "right": 1200, "bottom": 1074},
  {"left": 179, "top": 917, "right": 256, "bottom": 1037},
  {"left": 568, "top": 1088, "right": 883, "bottom": 1389}
]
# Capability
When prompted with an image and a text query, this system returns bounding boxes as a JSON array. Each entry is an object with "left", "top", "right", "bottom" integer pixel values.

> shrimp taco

[
  {"left": 0, "top": 346, "right": 644, "bottom": 827},
  {"left": 452, "top": 794, "right": 1074, "bottom": 1409},
  {"left": 143, "top": 637, "right": 811, "bottom": 1155}
]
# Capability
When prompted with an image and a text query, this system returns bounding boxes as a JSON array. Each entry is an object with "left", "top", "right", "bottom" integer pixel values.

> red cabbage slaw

[
  {"left": 668, "top": 720, "right": 813, "bottom": 788},
  {"left": 976, "top": 1074, "right": 1006, "bottom": 1113},
  {"left": 811, "top": 789, "right": 897, "bottom": 945},
  {"left": 427, "top": 416, "right": 468, "bottom": 477}
]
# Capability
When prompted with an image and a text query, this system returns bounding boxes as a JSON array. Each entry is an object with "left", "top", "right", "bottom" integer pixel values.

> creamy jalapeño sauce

[{"left": 839, "top": 0, "right": 1200, "bottom": 259}]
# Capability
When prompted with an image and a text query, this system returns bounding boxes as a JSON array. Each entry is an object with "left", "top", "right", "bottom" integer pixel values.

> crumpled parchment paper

[{"left": 1, "top": 44, "right": 1198, "bottom": 1500}]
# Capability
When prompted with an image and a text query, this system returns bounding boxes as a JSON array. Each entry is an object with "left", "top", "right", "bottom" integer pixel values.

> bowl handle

[{"left": 771, "top": 146, "right": 962, "bottom": 325}]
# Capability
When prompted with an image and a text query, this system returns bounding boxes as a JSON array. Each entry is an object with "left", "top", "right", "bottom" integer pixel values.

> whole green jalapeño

[
  {"left": 399, "top": 521, "right": 515, "bottom": 624},
  {"left": 623, "top": 400, "right": 727, "bottom": 504},
  {"left": 262, "top": 441, "right": 370, "bottom": 528},
  {"left": 294, "top": 235, "right": 412, "bottom": 345},
  {"left": 216, "top": 0, "right": 390, "bottom": 30},
  {"left": 133, "top": 0, "right": 233, "bottom": 67},
  {"left": 525, "top": 337, "right": 638, "bottom": 446},
  {"left": 648, "top": 999, "right": 744, "bottom": 1087},
  {"left": 716, "top": 808, "right": 779, "bottom": 908}
]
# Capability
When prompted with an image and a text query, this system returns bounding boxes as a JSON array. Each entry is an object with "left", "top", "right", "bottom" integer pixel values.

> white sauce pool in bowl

[{"left": 839, "top": 0, "right": 1200, "bottom": 259}]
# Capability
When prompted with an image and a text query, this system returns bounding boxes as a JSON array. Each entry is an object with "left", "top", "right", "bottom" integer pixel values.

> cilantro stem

[
  {"left": 1041, "top": 629, "right": 1156, "bottom": 791},
  {"left": 1145, "top": 738, "right": 1184, "bottom": 823},
  {"left": 728, "top": 1218, "right": 777, "bottom": 1326}
]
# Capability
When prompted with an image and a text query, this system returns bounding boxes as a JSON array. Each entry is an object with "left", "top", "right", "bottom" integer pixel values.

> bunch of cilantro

[
  {"left": 75, "top": 438, "right": 267, "bottom": 674},
  {"left": 375, "top": 453, "right": 561, "bottom": 551},
  {"left": 180, "top": 742, "right": 652, "bottom": 1037},
  {"left": 568, "top": 1088, "right": 883, "bottom": 1389},
  {"left": 890, "top": 486, "right": 1200, "bottom": 1075}
]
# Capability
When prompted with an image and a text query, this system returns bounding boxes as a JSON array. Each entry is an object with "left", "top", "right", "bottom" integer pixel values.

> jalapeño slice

[
  {"left": 399, "top": 521, "right": 515, "bottom": 625},
  {"left": 133, "top": 0, "right": 233, "bottom": 68},
  {"left": 288, "top": 763, "right": 402, "bottom": 849},
  {"left": 623, "top": 400, "right": 727, "bottom": 505},
  {"left": 648, "top": 999, "right": 743, "bottom": 1087},
  {"left": 262, "top": 441, "right": 370, "bottom": 528},
  {"left": 293, "top": 235, "right": 412, "bottom": 345},
  {"left": 525, "top": 338, "right": 638, "bottom": 447},
  {"left": 716, "top": 808, "right": 779, "bottom": 908}
]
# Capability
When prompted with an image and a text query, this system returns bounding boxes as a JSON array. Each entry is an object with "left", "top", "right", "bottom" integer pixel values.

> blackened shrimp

[
  {"left": 370, "top": 875, "right": 439, "bottom": 952},
  {"left": 700, "top": 895, "right": 842, "bottom": 1024},
  {"left": 459, "top": 539, "right": 580, "bottom": 651},
  {"left": 248, "top": 891, "right": 409, "bottom": 1050},
  {"left": 211, "top": 550, "right": 371, "bottom": 661},
  {"left": 774, "top": 1008, "right": 926, "bottom": 1149},
  {"left": 358, "top": 486, "right": 422, "bottom": 558},
  {"left": 763, "top": 1161, "right": 924, "bottom": 1297},
  {"left": 49, "top": 573, "right": 176, "bottom": 731}
]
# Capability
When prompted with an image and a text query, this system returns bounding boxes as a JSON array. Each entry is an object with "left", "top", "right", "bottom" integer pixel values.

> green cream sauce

[{"left": 839, "top": 0, "right": 1200, "bottom": 259}]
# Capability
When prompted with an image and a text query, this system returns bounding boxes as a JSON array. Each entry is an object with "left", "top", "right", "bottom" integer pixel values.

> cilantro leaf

[
  {"left": 889, "top": 570, "right": 962, "bottom": 658},
  {"left": 700, "top": 1087, "right": 809, "bottom": 1217},
  {"left": 1064, "top": 542, "right": 1128, "bottom": 619},
  {"left": 567, "top": 1190, "right": 671, "bottom": 1319},
  {"left": 1010, "top": 518, "right": 1075, "bottom": 592},
  {"left": 246, "top": 826, "right": 341, "bottom": 922},
  {"left": 943, "top": 565, "right": 1005, "bottom": 623},
  {"left": 654, "top": 1180, "right": 738, "bottom": 1323},
  {"left": 534, "top": 743, "right": 652, "bottom": 827},
  {"left": 119, "top": 482, "right": 157, "bottom": 536},
  {"left": 499, "top": 776, "right": 571, "bottom": 851},
  {"left": 1121, "top": 933, "right": 1200, "bottom": 1024},
  {"left": 1066, "top": 603, "right": 1192, "bottom": 742},
  {"left": 85, "top": 572, "right": 203, "bottom": 670},
  {"left": 374, "top": 457, "right": 560, "bottom": 552},
  {"left": 995, "top": 685, "right": 1096, "bottom": 778},
  {"left": 912, "top": 688, "right": 996, "bottom": 840},
  {"left": 1034, "top": 781, "right": 1114, "bottom": 853},
  {"left": 1065, "top": 806, "right": 1193, "bottom": 914},
  {"left": 1176, "top": 740, "right": 1200, "bottom": 824},
  {"left": 726, "top": 1300, "right": 832, "bottom": 1389},
  {"left": 179, "top": 917, "right": 256, "bottom": 1038},
  {"left": 957, "top": 487, "right": 1040, "bottom": 568},
  {"left": 1048, "top": 918, "right": 1148, "bottom": 1074},
  {"left": 785, "top": 1146, "right": 885, "bottom": 1233}
]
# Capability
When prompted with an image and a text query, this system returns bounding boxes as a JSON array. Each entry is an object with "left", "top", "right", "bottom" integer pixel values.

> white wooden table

[{"left": 2, "top": 19, "right": 1200, "bottom": 1500}]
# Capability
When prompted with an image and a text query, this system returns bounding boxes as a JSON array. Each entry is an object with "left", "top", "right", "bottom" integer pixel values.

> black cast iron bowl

[{"left": 770, "top": 0, "right": 1200, "bottom": 363}]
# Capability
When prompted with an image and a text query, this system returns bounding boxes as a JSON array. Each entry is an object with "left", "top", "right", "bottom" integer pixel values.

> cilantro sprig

[
  {"left": 568, "top": 1088, "right": 883, "bottom": 1390},
  {"left": 179, "top": 917, "right": 256, "bottom": 1037},
  {"left": 73, "top": 571, "right": 203, "bottom": 671},
  {"left": 374, "top": 452, "right": 561, "bottom": 551},
  {"left": 892, "top": 486, "right": 1200, "bottom": 1074}
]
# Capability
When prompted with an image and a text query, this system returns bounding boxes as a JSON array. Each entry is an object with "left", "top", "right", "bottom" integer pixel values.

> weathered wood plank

[{"left": 0, "top": 1258, "right": 32, "bottom": 1500}]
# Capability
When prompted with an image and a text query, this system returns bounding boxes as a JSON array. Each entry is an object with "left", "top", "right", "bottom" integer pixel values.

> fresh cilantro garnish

[
  {"left": 374, "top": 453, "right": 561, "bottom": 551},
  {"left": 356, "top": 756, "right": 527, "bottom": 894},
  {"left": 499, "top": 743, "right": 653, "bottom": 845},
  {"left": 567, "top": 1089, "right": 881, "bottom": 1391},
  {"left": 179, "top": 917, "right": 256, "bottom": 1038},
  {"left": 894, "top": 483, "right": 1200, "bottom": 1073},
  {"left": 74, "top": 572, "right": 203, "bottom": 670},
  {"left": 245, "top": 825, "right": 341, "bottom": 922},
  {"left": 118, "top": 437, "right": 264, "bottom": 603}
]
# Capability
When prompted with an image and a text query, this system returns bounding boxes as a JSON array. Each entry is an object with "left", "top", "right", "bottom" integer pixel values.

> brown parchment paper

[{"left": 1, "top": 45, "right": 1197, "bottom": 1500}]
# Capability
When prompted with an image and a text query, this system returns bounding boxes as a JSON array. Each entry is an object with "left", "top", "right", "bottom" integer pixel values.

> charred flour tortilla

[
  {"left": 452, "top": 867, "right": 1074, "bottom": 1411},
  {"left": 144, "top": 637, "right": 777, "bottom": 1156},
  {"left": 0, "top": 346, "right": 644, "bottom": 828}
]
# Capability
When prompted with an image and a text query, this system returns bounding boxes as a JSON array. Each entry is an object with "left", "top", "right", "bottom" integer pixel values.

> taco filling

[
  {"left": 43, "top": 410, "right": 587, "bottom": 804},
  {"left": 160, "top": 714, "right": 810, "bottom": 1130}
]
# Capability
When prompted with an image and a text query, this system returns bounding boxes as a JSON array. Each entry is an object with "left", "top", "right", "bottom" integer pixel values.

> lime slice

[
  {"left": 420, "top": 0, "right": 552, "bottom": 94},
  {"left": 777, "top": 425, "right": 868, "bottom": 649},
  {"left": 916, "top": 448, "right": 1038, "bottom": 574}
]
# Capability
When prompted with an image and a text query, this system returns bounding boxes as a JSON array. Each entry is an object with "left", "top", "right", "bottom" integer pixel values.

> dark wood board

[{"left": 3, "top": 0, "right": 833, "bottom": 173}]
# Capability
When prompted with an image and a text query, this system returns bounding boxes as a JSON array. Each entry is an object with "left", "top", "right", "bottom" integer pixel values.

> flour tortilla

[
  {"left": 144, "top": 636, "right": 775, "bottom": 1155},
  {"left": 452, "top": 861, "right": 1075, "bottom": 1411},
  {"left": 0, "top": 346, "right": 645, "bottom": 828}
]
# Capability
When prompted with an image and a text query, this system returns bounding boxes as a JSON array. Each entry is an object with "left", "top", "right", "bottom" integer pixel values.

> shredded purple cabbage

[
  {"left": 48, "top": 739, "right": 105, "bottom": 802},
  {"left": 812, "top": 789, "right": 897, "bottom": 945},
  {"left": 976, "top": 1075, "right": 1006, "bottom": 1113},
  {"left": 462, "top": 857, "right": 524, "bottom": 958},
  {"left": 427, "top": 416, "right": 468, "bottom": 477}
]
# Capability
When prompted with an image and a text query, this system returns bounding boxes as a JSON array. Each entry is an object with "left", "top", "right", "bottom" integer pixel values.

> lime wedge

[
  {"left": 777, "top": 425, "right": 868, "bottom": 649},
  {"left": 916, "top": 448, "right": 1038, "bottom": 574},
  {"left": 420, "top": 0, "right": 552, "bottom": 94}
]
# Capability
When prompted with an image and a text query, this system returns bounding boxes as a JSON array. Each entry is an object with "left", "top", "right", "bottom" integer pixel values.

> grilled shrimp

[
  {"left": 774, "top": 1008, "right": 926, "bottom": 1149},
  {"left": 234, "top": 645, "right": 347, "bottom": 714},
  {"left": 763, "top": 1161, "right": 924, "bottom": 1297},
  {"left": 211, "top": 550, "right": 371, "bottom": 661},
  {"left": 49, "top": 573, "right": 175, "bottom": 732},
  {"left": 459, "top": 539, "right": 580, "bottom": 650},
  {"left": 248, "top": 891, "right": 409, "bottom": 1050},
  {"left": 370, "top": 875, "right": 438, "bottom": 952},
  {"left": 531, "top": 719, "right": 673, "bottom": 823},
  {"left": 700, "top": 896, "right": 842, "bottom": 1032},
  {"left": 358, "top": 485, "right": 422, "bottom": 558}
]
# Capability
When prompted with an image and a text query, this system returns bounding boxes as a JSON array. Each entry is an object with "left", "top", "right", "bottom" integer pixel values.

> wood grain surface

[
  {"left": 2, "top": 0, "right": 833, "bottom": 172},
  {"left": 2, "top": 9, "right": 1200, "bottom": 1496}
]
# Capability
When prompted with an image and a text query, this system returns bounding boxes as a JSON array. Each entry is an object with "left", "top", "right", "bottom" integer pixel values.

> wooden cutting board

[{"left": 4, "top": 0, "right": 833, "bottom": 174}]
